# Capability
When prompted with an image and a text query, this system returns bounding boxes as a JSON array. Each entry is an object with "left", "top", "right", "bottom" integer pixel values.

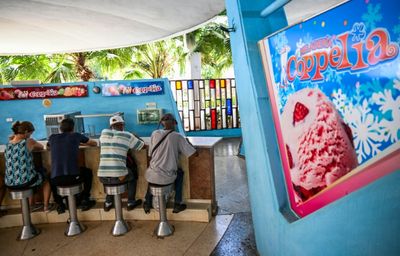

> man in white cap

[{"left": 98, "top": 115, "right": 145, "bottom": 211}]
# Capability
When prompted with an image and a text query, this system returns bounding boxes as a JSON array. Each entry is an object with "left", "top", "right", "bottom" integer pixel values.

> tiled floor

[{"left": 0, "top": 138, "right": 256, "bottom": 256}]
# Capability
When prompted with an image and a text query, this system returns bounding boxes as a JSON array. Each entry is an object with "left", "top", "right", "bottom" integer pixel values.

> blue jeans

[
  {"left": 145, "top": 168, "right": 184, "bottom": 206},
  {"left": 100, "top": 167, "right": 138, "bottom": 205}
]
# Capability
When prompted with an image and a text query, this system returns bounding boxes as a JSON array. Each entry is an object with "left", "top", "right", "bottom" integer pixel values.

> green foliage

[
  {"left": 0, "top": 13, "right": 233, "bottom": 84},
  {"left": 124, "top": 39, "right": 186, "bottom": 79},
  {"left": 0, "top": 55, "right": 51, "bottom": 84},
  {"left": 186, "top": 19, "right": 232, "bottom": 78}
]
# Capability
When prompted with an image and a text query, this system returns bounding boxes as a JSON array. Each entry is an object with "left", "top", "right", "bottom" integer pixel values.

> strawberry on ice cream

[{"left": 281, "top": 88, "right": 358, "bottom": 202}]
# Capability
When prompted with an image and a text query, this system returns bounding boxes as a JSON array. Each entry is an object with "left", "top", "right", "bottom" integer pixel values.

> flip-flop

[
  {"left": 31, "top": 203, "right": 44, "bottom": 212},
  {"left": 44, "top": 203, "right": 56, "bottom": 213}
]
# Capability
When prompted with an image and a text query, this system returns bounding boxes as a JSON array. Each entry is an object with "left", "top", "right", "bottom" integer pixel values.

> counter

[{"left": 0, "top": 137, "right": 222, "bottom": 215}]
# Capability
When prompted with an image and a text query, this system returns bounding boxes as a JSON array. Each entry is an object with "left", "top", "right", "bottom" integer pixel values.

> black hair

[
  {"left": 60, "top": 118, "right": 75, "bottom": 132},
  {"left": 11, "top": 121, "right": 35, "bottom": 134}
]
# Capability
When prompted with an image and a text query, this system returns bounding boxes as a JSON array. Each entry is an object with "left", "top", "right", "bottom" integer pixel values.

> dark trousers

[
  {"left": 145, "top": 168, "right": 184, "bottom": 206},
  {"left": 100, "top": 167, "right": 138, "bottom": 205},
  {"left": 51, "top": 167, "right": 93, "bottom": 206}
]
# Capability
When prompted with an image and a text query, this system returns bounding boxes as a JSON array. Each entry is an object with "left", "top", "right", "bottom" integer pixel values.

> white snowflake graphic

[
  {"left": 372, "top": 89, "right": 400, "bottom": 143},
  {"left": 347, "top": 99, "right": 385, "bottom": 163},
  {"left": 372, "top": 89, "right": 399, "bottom": 114},
  {"left": 331, "top": 88, "right": 348, "bottom": 115}
]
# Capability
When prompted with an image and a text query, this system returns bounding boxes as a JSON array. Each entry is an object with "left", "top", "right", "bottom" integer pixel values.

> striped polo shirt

[{"left": 98, "top": 129, "right": 144, "bottom": 177}]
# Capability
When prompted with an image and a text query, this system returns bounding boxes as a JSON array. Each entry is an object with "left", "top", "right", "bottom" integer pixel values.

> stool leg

[
  {"left": 18, "top": 198, "right": 40, "bottom": 240},
  {"left": 111, "top": 194, "right": 130, "bottom": 236},
  {"left": 65, "top": 195, "right": 85, "bottom": 237},
  {"left": 154, "top": 194, "right": 174, "bottom": 238}
]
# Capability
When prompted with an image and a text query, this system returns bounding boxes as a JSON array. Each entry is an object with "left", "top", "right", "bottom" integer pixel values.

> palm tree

[
  {"left": 89, "top": 48, "right": 132, "bottom": 80},
  {"left": 124, "top": 39, "right": 186, "bottom": 79},
  {"left": 186, "top": 21, "right": 232, "bottom": 79},
  {"left": 44, "top": 54, "right": 77, "bottom": 83},
  {"left": 0, "top": 55, "right": 51, "bottom": 84}
]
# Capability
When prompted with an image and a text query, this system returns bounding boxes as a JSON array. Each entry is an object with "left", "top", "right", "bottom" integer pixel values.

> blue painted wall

[
  {"left": 226, "top": 0, "right": 400, "bottom": 255},
  {"left": 0, "top": 78, "right": 242, "bottom": 144},
  {"left": 187, "top": 128, "right": 241, "bottom": 137},
  {"left": 0, "top": 78, "right": 183, "bottom": 144}
]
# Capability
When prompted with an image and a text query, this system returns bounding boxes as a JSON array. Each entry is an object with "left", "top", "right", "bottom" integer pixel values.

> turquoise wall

[
  {"left": 0, "top": 79, "right": 182, "bottom": 144},
  {"left": 226, "top": 0, "right": 400, "bottom": 255},
  {"left": 0, "top": 78, "right": 241, "bottom": 145},
  {"left": 187, "top": 128, "right": 241, "bottom": 137}
]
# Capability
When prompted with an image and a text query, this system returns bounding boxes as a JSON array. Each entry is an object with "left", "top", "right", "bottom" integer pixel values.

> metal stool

[
  {"left": 9, "top": 188, "right": 40, "bottom": 240},
  {"left": 57, "top": 183, "right": 86, "bottom": 236},
  {"left": 150, "top": 183, "right": 174, "bottom": 238},
  {"left": 104, "top": 183, "right": 130, "bottom": 236}
]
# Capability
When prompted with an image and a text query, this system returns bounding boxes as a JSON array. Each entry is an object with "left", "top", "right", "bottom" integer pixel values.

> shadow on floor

[
  {"left": 212, "top": 138, "right": 258, "bottom": 256},
  {"left": 211, "top": 212, "right": 258, "bottom": 256}
]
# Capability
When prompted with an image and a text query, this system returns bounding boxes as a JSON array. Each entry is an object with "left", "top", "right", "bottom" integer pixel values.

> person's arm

[
  {"left": 27, "top": 138, "right": 44, "bottom": 152},
  {"left": 129, "top": 133, "right": 145, "bottom": 151},
  {"left": 82, "top": 139, "right": 97, "bottom": 147},
  {"left": 185, "top": 138, "right": 198, "bottom": 157},
  {"left": 179, "top": 136, "right": 197, "bottom": 157},
  {"left": 79, "top": 133, "right": 97, "bottom": 146}
]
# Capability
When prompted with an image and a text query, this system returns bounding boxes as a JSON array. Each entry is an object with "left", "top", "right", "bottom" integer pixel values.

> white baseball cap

[{"left": 109, "top": 115, "right": 124, "bottom": 126}]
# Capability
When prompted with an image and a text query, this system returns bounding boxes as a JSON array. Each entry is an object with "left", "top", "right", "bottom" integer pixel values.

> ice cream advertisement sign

[
  {"left": 0, "top": 85, "right": 88, "bottom": 100},
  {"left": 101, "top": 81, "right": 164, "bottom": 97},
  {"left": 259, "top": 0, "right": 400, "bottom": 217}
]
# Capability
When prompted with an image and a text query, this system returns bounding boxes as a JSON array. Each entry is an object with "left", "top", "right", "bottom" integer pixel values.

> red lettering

[
  {"left": 300, "top": 55, "right": 314, "bottom": 80},
  {"left": 366, "top": 29, "right": 399, "bottom": 65},
  {"left": 329, "top": 46, "right": 341, "bottom": 67},
  {"left": 351, "top": 42, "right": 368, "bottom": 70},
  {"left": 286, "top": 56, "right": 297, "bottom": 82},
  {"left": 296, "top": 59, "right": 306, "bottom": 79},
  {"left": 336, "top": 33, "right": 352, "bottom": 70},
  {"left": 312, "top": 52, "right": 329, "bottom": 80}
]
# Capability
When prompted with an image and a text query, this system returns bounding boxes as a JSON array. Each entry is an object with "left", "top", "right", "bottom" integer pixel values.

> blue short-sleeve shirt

[{"left": 48, "top": 132, "right": 89, "bottom": 178}]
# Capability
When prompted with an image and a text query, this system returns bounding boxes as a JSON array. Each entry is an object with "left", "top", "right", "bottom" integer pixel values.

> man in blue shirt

[{"left": 48, "top": 118, "right": 97, "bottom": 214}]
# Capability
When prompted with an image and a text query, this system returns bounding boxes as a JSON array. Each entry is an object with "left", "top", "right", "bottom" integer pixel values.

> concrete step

[{"left": 0, "top": 201, "right": 212, "bottom": 228}]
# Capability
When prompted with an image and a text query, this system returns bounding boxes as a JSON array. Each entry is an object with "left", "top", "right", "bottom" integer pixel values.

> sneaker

[
  {"left": 80, "top": 199, "right": 96, "bottom": 211},
  {"left": 103, "top": 201, "right": 114, "bottom": 212},
  {"left": 127, "top": 199, "right": 142, "bottom": 211},
  {"left": 173, "top": 203, "right": 187, "bottom": 213},
  {"left": 57, "top": 203, "right": 66, "bottom": 214},
  {"left": 143, "top": 202, "right": 152, "bottom": 214}
]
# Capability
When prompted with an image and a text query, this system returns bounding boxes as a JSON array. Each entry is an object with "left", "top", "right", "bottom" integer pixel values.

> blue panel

[
  {"left": 187, "top": 80, "right": 194, "bottom": 89},
  {"left": 226, "top": 99, "right": 232, "bottom": 115}
]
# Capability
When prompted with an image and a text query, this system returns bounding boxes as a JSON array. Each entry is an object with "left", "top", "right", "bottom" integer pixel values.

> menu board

[
  {"left": 0, "top": 85, "right": 88, "bottom": 100},
  {"left": 101, "top": 80, "right": 164, "bottom": 96}
]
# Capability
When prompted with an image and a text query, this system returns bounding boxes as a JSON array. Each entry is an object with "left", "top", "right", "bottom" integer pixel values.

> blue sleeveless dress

[{"left": 4, "top": 139, "right": 43, "bottom": 188}]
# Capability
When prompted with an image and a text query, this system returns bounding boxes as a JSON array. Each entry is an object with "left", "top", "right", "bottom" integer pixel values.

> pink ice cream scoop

[{"left": 281, "top": 88, "right": 358, "bottom": 202}]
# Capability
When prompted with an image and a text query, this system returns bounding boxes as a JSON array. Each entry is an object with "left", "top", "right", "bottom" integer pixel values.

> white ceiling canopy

[{"left": 0, "top": 0, "right": 225, "bottom": 55}]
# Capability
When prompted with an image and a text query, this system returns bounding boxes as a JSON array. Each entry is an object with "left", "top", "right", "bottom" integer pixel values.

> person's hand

[{"left": 119, "top": 176, "right": 126, "bottom": 182}]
